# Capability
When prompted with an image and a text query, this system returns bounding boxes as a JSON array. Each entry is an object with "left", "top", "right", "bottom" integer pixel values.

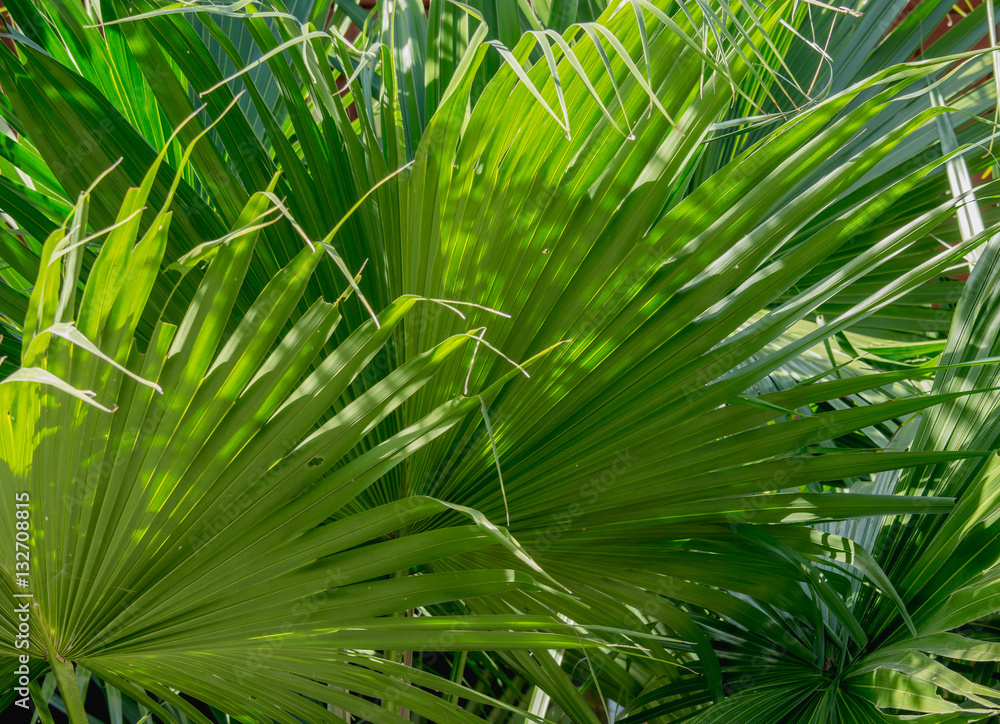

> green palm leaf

[
  {"left": 0, "top": 140, "right": 578, "bottom": 722},
  {"left": 3, "top": 0, "right": 1000, "bottom": 721}
]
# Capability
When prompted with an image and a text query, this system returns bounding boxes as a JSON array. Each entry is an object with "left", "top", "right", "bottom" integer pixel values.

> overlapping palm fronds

[{"left": 2, "top": 1, "right": 1000, "bottom": 722}]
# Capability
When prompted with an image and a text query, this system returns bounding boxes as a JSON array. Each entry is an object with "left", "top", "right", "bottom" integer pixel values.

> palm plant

[
  {"left": 2, "top": 0, "right": 1000, "bottom": 722},
  {"left": 0, "top": 136, "right": 586, "bottom": 723}
]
